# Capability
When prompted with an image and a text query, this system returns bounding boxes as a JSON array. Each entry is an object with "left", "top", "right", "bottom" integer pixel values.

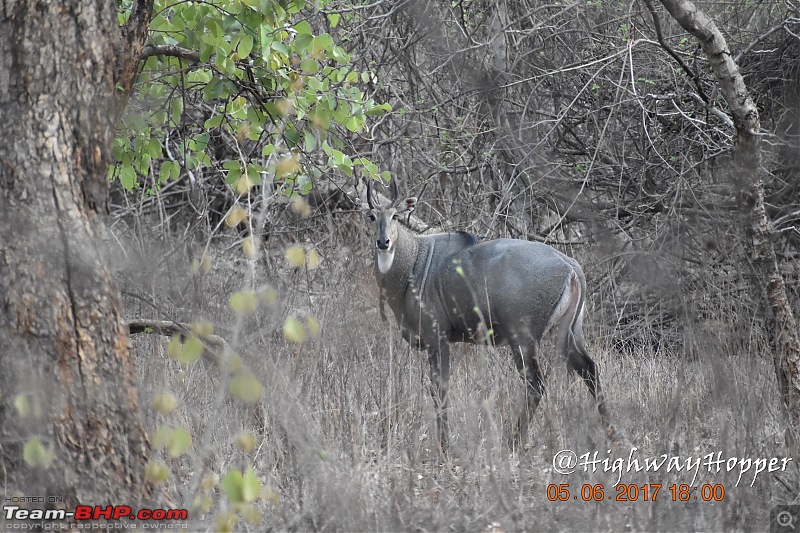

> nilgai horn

[{"left": 364, "top": 178, "right": 617, "bottom": 452}]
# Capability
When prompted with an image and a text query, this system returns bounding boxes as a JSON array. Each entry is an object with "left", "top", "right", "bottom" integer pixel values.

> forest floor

[{"left": 121, "top": 230, "right": 798, "bottom": 532}]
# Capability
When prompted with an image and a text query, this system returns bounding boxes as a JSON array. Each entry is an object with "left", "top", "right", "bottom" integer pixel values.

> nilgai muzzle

[{"left": 364, "top": 179, "right": 617, "bottom": 452}]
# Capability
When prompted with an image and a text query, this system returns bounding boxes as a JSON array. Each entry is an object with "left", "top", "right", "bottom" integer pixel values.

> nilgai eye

[
  {"left": 368, "top": 214, "right": 376, "bottom": 221},
  {"left": 392, "top": 213, "right": 399, "bottom": 220}
]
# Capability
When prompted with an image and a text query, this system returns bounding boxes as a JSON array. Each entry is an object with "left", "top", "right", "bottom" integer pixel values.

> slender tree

[
  {"left": 656, "top": 0, "right": 800, "bottom": 434},
  {"left": 0, "top": 0, "right": 154, "bottom": 507}
]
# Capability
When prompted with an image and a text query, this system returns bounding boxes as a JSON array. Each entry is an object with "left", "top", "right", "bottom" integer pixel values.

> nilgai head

[{"left": 364, "top": 179, "right": 417, "bottom": 273}]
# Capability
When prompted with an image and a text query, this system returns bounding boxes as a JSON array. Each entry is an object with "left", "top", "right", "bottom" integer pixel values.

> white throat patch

[{"left": 376, "top": 250, "right": 395, "bottom": 273}]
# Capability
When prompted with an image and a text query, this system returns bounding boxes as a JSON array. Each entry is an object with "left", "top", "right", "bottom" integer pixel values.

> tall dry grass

[{"left": 118, "top": 216, "right": 798, "bottom": 532}]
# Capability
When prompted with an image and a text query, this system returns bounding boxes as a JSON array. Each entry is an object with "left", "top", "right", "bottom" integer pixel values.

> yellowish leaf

[
  {"left": 151, "top": 392, "right": 177, "bottom": 414},
  {"left": 283, "top": 316, "right": 306, "bottom": 343},
  {"left": 192, "top": 494, "right": 213, "bottom": 514},
  {"left": 200, "top": 472, "right": 219, "bottom": 492},
  {"left": 152, "top": 426, "right": 171, "bottom": 449},
  {"left": 243, "top": 236, "right": 258, "bottom": 258},
  {"left": 241, "top": 504, "right": 263, "bottom": 524},
  {"left": 224, "top": 352, "right": 243, "bottom": 373},
  {"left": 200, "top": 256, "right": 212, "bottom": 273},
  {"left": 225, "top": 206, "right": 247, "bottom": 227},
  {"left": 306, "top": 315, "right": 320, "bottom": 337},
  {"left": 192, "top": 256, "right": 212, "bottom": 274},
  {"left": 275, "top": 155, "right": 300, "bottom": 177},
  {"left": 191, "top": 319, "right": 214, "bottom": 337},
  {"left": 215, "top": 513, "right": 237, "bottom": 533},
  {"left": 291, "top": 198, "right": 312, "bottom": 217},
  {"left": 144, "top": 460, "right": 170, "bottom": 484},
  {"left": 307, "top": 249, "right": 320, "bottom": 269},
  {"left": 167, "top": 427, "right": 193, "bottom": 457},
  {"left": 229, "top": 291, "right": 258, "bottom": 315},
  {"left": 229, "top": 371, "right": 263, "bottom": 403},
  {"left": 275, "top": 98, "right": 292, "bottom": 116},
  {"left": 257, "top": 285, "right": 278, "bottom": 306},
  {"left": 284, "top": 245, "right": 305, "bottom": 267},
  {"left": 178, "top": 335, "right": 204, "bottom": 364},
  {"left": 242, "top": 467, "right": 262, "bottom": 502},
  {"left": 263, "top": 486, "right": 281, "bottom": 506},
  {"left": 166, "top": 336, "right": 181, "bottom": 359},
  {"left": 14, "top": 395, "right": 30, "bottom": 417},
  {"left": 235, "top": 175, "right": 255, "bottom": 195},
  {"left": 235, "top": 432, "right": 256, "bottom": 452}
]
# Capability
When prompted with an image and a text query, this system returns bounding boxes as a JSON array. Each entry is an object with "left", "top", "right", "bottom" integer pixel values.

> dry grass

[{"left": 119, "top": 225, "right": 798, "bottom": 532}]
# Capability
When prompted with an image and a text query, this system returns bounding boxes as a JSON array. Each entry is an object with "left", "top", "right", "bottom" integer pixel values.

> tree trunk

[
  {"left": 657, "top": 0, "right": 800, "bottom": 433},
  {"left": 0, "top": 0, "right": 153, "bottom": 509}
]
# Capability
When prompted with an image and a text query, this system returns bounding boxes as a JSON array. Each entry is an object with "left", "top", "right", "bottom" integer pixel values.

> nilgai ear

[{"left": 401, "top": 197, "right": 417, "bottom": 213}]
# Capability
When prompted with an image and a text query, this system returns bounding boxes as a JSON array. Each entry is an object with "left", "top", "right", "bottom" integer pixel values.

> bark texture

[
  {"left": 658, "top": 0, "right": 800, "bottom": 432},
  {"left": 0, "top": 0, "right": 154, "bottom": 508}
]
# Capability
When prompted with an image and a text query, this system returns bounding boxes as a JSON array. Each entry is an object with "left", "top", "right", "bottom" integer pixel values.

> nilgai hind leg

[
  {"left": 556, "top": 275, "right": 621, "bottom": 443},
  {"left": 512, "top": 343, "right": 546, "bottom": 448}
]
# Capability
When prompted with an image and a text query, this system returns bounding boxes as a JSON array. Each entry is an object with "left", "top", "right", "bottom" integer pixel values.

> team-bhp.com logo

[{"left": 4, "top": 504, "right": 188, "bottom": 522}]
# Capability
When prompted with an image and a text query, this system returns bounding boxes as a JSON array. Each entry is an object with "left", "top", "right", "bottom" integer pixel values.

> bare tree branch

[{"left": 141, "top": 44, "right": 201, "bottom": 63}]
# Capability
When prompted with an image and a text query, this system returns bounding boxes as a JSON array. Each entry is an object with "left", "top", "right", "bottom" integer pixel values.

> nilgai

[{"left": 364, "top": 179, "right": 617, "bottom": 452}]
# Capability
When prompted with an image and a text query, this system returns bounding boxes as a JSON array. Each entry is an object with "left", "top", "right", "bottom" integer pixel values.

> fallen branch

[{"left": 127, "top": 319, "right": 231, "bottom": 368}]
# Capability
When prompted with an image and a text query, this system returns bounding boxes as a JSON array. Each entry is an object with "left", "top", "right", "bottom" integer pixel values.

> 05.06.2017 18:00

[{"left": 547, "top": 483, "right": 726, "bottom": 502}]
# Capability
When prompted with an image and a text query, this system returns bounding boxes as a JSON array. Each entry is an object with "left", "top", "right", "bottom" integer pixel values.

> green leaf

[
  {"left": 217, "top": 55, "right": 236, "bottom": 76},
  {"left": 119, "top": 165, "right": 137, "bottom": 191},
  {"left": 366, "top": 102, "right": 392, "bottom": 115},
  {"left": 327, "top": 13, "right": 340, "bottom": 27},
  {"left": 259, "top": 22, "right": 273, "bottom": 56},
  {"left": 303, "top": 132, "right": 316, "bottom": 152},
  {"left": 23, "top": 439, "right": 54, "bottom": 468},
  {"left": 242, "top": 467, "right": 262, "bottom": 502},
  {"left": 158, "top": 161, "right": 172, "bottom": 183},
  {"left": 227, "top": 0, "right": 242, "bottom": 14},
  {"left": 205, "top": 18, "right": 222, "bottom": 42},
  {"left": 238, "top": 34, "right": 254, "bottom": 58},
  {"left": 300, "top": 58, "right": 318, "bottom": 74},
  {"left": 297, "top": 174, "right": 312, "bottom": 195},
  {"left": 311, "top": 33, "right": 333, "bottom": 57},
  {"left": 271, "top": 41, "right": 289, "bottom": 56},
  {"left": 203, "top": 78, "right": 223, "bottom": 101},
  {"left": 346, "top": 115, "right": 362, "bottom": 132},
  {"left": 219, "top": 467, "right": 262, "bottom": 506},
  {"left": 294, "top": 33, "right": 313, "bottom": 53},
  {"left": 221, "top": 470, "right": 245, "bottom": 503},
  {"left": 146, "top": 138, "right": 163, "bottom": 158},
  {"left": 294, "top": 20, "right": 312, "bottom": 35}
]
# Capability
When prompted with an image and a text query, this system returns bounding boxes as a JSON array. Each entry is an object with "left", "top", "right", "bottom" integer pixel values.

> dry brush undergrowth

[{"left": 115, "top": 212, "right": 798, "bottom": 531}]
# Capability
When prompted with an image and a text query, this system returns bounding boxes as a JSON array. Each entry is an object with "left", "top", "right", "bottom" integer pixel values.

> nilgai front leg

[{"left": 427, "top": 340, "right": 450, "bottom": 454}]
